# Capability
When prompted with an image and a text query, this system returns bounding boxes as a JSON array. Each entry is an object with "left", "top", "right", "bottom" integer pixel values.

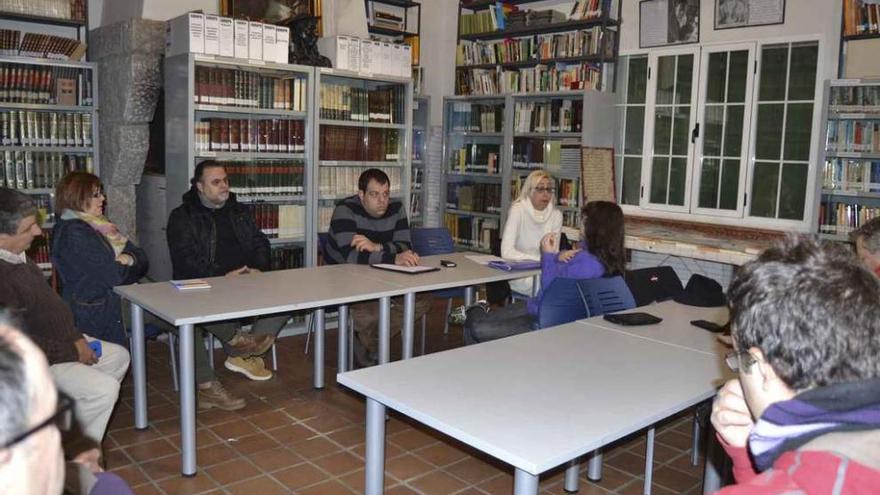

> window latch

[{"left": 691, "top": 123, "right": 700, "bottom": 144}]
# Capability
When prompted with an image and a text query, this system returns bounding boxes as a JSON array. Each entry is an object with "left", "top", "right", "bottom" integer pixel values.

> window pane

[
  {"left": 654, "top": 108, "right": 672, "bottom": 155},
  {"left": 778, "top": 162, "right": 808, "bottom": 220},
  {"left": 627, "top": 57, "right": 649, "bottom": 104},
  {"left": 789, "top": 43, "right": 818, "bottom": 100},
  {"left": 676, "top": 55, "right": 694, "bottom": 105},
  {"left": 723, "top": 105, "right": 744, "bottom": 156},
  {"left": 699, "top": 158, "right": 720, "bottom": 208},
  {"left": 669, "top": 157, "right": 687, "bottom": 205},
  {"left": 727, "top": 50, "right": 749, "bottom": 103},
  {"left": 703, "top": 105, "right": 724, "bottom": 157},
  {"left": 759, "top": 45, "right": 788, "bottom": 101},
  {"left": 719, "top": 159, "right": 740, "bottom": 210},
  {"left": 706, "top": 52, "right": 727, "bottom": 104},
  {"left": 755, "top": 103, "right": 784, "bottom": 160},
  {"left": 625, "top": 106, "right": 645, "bottom": 155},
  {"left": 657, "top": 56, "right": 676, "bottom": 105},
  {"left": 750, "top": 162, "right": 780, "bottom": 217},
  {"left": 615, "top": 105, "right": 626, "bottom": 150},
  {"left": 784, "top": 103, "right": 813, "bottom": 161},
  {"left": 650, "top": 157, "right": 669, "bottom": 204},
  {"left": 672, "top": 106, "right": 690, "bottom": 155},
  {"left": 622, "top": 157, "right": 642, "bottom": 205}
]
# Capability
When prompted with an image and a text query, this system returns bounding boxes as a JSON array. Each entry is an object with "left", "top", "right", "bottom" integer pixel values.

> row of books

[
  {"left": 270, "top": 245, "right": 305, "bottom": 271},
  {"left": 194, "top": 66, "right": 308, "bottom": 111},
  {"left": 455, "top": 62, "right": 601, "bottom": 95},
  {"left": 319, "top": 84, "right": 405, "bottom": 124},
  {"left": 30, "top": 193, "right": 53, "bottom": 225},
  {"left": 843, "top": 0, "right": 880, "bottom": 36},
  {"left": 827, "top": 120, "right": 880, "bottom": 154},
  {"left": 194, "top": 118, "right": 306, "bottom": 153},
  {"left": 459, "top": 3, "right": 514, "bottom": 36},
  {"left": 444, "top": 213, "right": 500, "bottom": 252},
  {"left": 409, "top": 190, "right": 421, "bottom": 220},
  {"left": 247, "top": 203, "right": 305, "bottom": 239},
  {"left": 818, "top": 201, "right": 880, "bottom": 235},
  {"left": 513, "top": 100, "right": 582, "bottom": 133},
  {"left": 459, "top": 1, "right": 609, "bottom": 37},
  {"left": 509, "top": 176, "right": 580, "bottom": 207},
  {"left": 512, "top": 138, "right": 574, "bottom": 169},
  {"left": 448, "top": 102, "right": 504, "bottom": 133},
  {"left": 448, "top": 143, "right": 500, "bottom": 174},
  {"left": 446, "top": 182, "right": 502, "bottom": 213},
  {"left": 0, "top": 0, "right": 84, "bottom": 22},
  {"left": 0, "top": 64, "right": 94, "bottom": 106},
  {"left": 412, "top": 130, "right": 424, "bottom": 161},
  {"left": 569, "top": 0, "right": 610, "bottom": 20},
  {"left": 0, "top": 30, "right": 86, "bottom": 60},
  {"left": 319, "top": 126, "right": 400, "bottom": 161},
  {"left": 0, "top": 111, "right": 92, "bottom": 147},
  {"left": 822, "top": 159, "right": 880, "bottom": 191},
  {"left": 223, "top": 161, "right": 306, "bottom": 196},
  {"left": 319, "top": 166, "right": 402, "bottom": 197},
  {"left": 26, "top": 231, "right": 51, "bottom": 265},
  {"left": 562, "top": 209, "right": 579, "bottom": 230},
  {"left": 1, "top": 151, "right": 92, "bottom": 190},
  {"left": 456, "top": 27, "right": 613, "bottom": 67},
  {"left": 829, "top": 85, "right": 880, "bottom": 112}
]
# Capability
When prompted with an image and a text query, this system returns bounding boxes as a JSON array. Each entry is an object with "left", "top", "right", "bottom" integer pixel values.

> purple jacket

[{"left": 527, "top": 250, "right": 604, "bottom": 315}]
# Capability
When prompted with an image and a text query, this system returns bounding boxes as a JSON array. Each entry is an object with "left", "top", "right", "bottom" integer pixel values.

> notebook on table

[
  {"left": 487, "top": 259, "right": 541, "bottom": 271},
  {"left": 370, "top": 264, "right": 440, "bottom": 274}
]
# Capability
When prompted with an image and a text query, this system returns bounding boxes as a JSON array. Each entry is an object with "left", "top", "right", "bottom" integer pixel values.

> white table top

[
  {"left": 337, "top": 320, "right": 727, "bottom": 475},
  {"left": 581, "top": 300, "right": 729, "bottom": 356}
]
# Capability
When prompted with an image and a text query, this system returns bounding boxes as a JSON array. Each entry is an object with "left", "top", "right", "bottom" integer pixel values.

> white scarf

[{"left": 521, "top": 197, "right": 556, "bottom": 224}]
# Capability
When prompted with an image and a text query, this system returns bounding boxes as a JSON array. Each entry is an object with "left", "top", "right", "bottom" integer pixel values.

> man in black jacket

[{"left": 167, "top": 161, "right": 287, "bottom": 411}]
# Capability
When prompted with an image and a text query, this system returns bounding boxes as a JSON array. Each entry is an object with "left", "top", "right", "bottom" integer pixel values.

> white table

[{"left": 338, "top": 318, "right": 728, "bottom": 495}]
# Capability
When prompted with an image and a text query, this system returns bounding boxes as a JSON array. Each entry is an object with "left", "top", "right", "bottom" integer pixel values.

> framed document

[
  {"left": 714, "top": 0, "right": 785, "bottom": 30},
  {"left": 640, "top": 0, "right": 700, "bottom": 48},
  {"left": 581, "top": 146, "right": 616, "bottom": 203}
]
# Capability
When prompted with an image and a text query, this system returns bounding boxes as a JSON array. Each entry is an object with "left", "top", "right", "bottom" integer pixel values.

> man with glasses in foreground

[
  {"left": 710, "top": 236, "right": 880, "bottom": 493},
  {"left": 0, "top": 318, "right": 132, "bottom": 494}
]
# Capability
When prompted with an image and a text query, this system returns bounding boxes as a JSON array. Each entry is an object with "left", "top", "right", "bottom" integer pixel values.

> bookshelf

[
  {"left": 819, "top": 78, "right": 880, "bottom": 241},
  {"left": 163, "top": 53, "right": 314, "bottom": 273},
  {"left": 0, "top": 55, "right": 98, "bottom": 269},
  {"left": 454, "top": 0, "right": 620, "bottom": 96},
  {"left": 313, "top": 67, "right": 413, "bottom": 259},
  {"left": 410, "top": 94, "right": 428, "bottom": 226},
  {"left": 364, "top": 0, "right": 421, "bottom": 72}
]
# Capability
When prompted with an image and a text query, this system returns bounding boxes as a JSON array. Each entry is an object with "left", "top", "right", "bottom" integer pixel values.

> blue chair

[
  {"left": 536, "top": 278, "right": 589, "bottom": 329},
  {"left": 575, "top": 276, "right": 637, "bottom": 317},
  {"left": 411, "top": 228, "right": 465, "bottom": 351}
]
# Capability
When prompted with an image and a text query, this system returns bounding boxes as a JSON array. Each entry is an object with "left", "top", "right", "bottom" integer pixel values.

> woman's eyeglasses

[
  {"left": 0, "top": 392, "right": 74, "bottom": 450},
  {"left": 91, "top": 189, "right": 105, "bottom": 198},
  {"left": 724, "top": 350, "right": 757, "bottom": 373},
  {"left": 534, "top": 187, "right": 556, "bottom": 194}
]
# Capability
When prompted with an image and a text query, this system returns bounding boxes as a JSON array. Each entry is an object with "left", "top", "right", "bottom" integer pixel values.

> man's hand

[
  {"left": 351, "top": 234, "right": 382, "bottom": 253},
  {"left": 711, "top": 379, "right": 754, "bottom": 448},
  {"left": 244, "top": 266, "right": 260, "bottom": 273},
  {"left": 115, "top": 253, "right": 134, "bottom": 266},
  {"left": 225, "top": 266, "right": 249, "bottom": 276},
  {"left": 74, "top": 339, "right": 98, "bottom": 365},
  {"left": 558, "top": 249, "right": 580, "bottom": 263},
  {"left": 72, "top": 448, "right": 103, "bottom": 473},
  {"left": 395, "top": 250, "right": 420, "bottom": 267}
]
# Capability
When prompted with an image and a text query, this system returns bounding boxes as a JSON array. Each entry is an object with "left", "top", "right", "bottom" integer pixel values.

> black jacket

[{"left": 166, "top": 188, "right": 269, "bottom": 279}]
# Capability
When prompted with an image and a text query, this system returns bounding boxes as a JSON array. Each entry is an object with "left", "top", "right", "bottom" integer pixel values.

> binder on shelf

[
  {"left": 248, "top": 22, "right": 263, "bottom": 60},
  {"left": 262, "top": 24, "right": 277, "bottom": 62},
  {"left": 165, "top": 12, "right": 205, "bottom": 56},
  {"left": 234, "top": 19, "right": 249, "bottom": 59},
  {"left": 203, "top": 14, "right": 220, "bottom": 55},
  {"left": 276, "top": 26, "right": 290, "bottom": 64},
  {"left": 218, "top": 17, "right": 235, "bottom": 58}
]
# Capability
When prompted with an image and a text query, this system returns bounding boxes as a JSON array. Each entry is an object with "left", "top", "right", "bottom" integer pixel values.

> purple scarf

[{"left": 748, "top": 378, "right": 880, "bottom": 472}]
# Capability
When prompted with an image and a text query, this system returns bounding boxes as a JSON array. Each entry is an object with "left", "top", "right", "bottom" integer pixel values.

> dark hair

[
  {"left": 54, "top": 171, "right": 101, "bottom": 215},
  {"left": 358, "top": 168, "right": 390, "bottom": 192},
  {"left": 728, "top": 236, "right": 880, "bottom": 391},
  {"left": 191, "top": 160, "right": 226, "bottom": 187},
  {"left": 850, "top": 216, "right": 880, "bottom": 253},
  {"left": 0, "top": 316, "right": 29, "bottom": 448},
  {"left": 582, "top": 201, "right": 625, "bottom": 276},
  {"left": 0, "top": 188, "right": 36, "bottom": 236}
]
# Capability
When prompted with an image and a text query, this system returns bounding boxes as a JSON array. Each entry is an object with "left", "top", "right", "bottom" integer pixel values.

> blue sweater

[{"left": 526, "top": 250, "right": 604, "bottom": 316}]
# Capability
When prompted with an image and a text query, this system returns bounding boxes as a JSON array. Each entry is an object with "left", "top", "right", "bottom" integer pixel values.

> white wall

[{"left": 419, "top": 0, "right": 458, "bottom": 126}]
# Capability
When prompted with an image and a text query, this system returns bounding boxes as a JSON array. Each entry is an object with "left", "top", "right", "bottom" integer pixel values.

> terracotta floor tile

[
  {"left": 247, "top": 409, "right": 294, "bottom": 430},
  {"left": 229, "top": 432, "right": 281, "bottom": 455},
  {"left": 542, "top": 480, "right": 611, "bottom": 495},
  {"left": 283, "top": 400, "right": 329, "bottom": 421},
  {"left": 388, "top": 427, "right": 441, "bottom": 451},
  {"left": 445, "top": 456, "right": 506, "bottom": 485},
  {"left": 266, "top": 423, "right": 316, "bottom": 444},
  {"left": 350, "top": 440, "right": 405, "bottom": 459},
  {"left": 272, "top": 461, "right": 327, "bottom": 490},
  {"left": 409, "top": 469, "right": 468, "bottom": 494},
  {"left": 139, "top": 455, "right": 183, "bottom": 482},
  {"left": 166, "top": 428, "right": 223, "bottom": 450},
  {"left": 104, "top": 447, "right": 133, "bottom": 470},
  {"left": 477, "top": 472, "right": 514, "bottom": 495},
  {"left": 582, "top": 465, "right": 638, "bottom": 492},
  {"left": 386, "top": 485, "right": 423, "bottom": 495},
  {"left": 125, "top": 438, "right": 179, "bottom": 464},
  {"left": 156, "top": 473, "right": 219, "bottom": 495},
  {"left": 204, "top": 458, "right": 261, "bottom": 486},
  {"left": 652, "top": 464, "right": 701, "bottom": 493},
  {"left": 131, "top": 482, "right": 164, "bottom": 495},
  {"left": 617, "top": 479, "right": 678, "bottom": 495},
  {"left": 327, "top": 425, "right": 365, "bottom": 447},
  {"left": 210, "top": 419, "right": 259, "bottom": 439},
  {"left": 196, "top": 442, "right": 239, "bottom": 467},
  {"left": 338, "top": 468, "right": 397, "bottom": 493},
  {"left": 413, "top": 441, "right": 470, "bottom": 467},
  {"left": 655, "top": 430, "right": 694, "bottom": 451},
  {"left": 248, "top": 446, "right": 303, "bottom": 473},
  {"left": 290, "top": 435, "right": 342, "bottom": 459},
  {"left": 297, "top": 479, "right": 357, "bottom": 495},
  {"left": 110, "top": 464, "right": 149, "bottom": 487},
  {"left": 225, "top": 475, "right": 290, "bottom": 495},
  {"left": 385, "top": 453, "right": 436, "bottom": 481},
  {"left": 606, "top": 451, "right": 647, "bottom": 476},
  {"left": 109, "top": 426, "right": 162, "bottom": 448},
  {"left": 666, "top": 451, "right": 705, "bottom": 474},
  {"left": 312, "top": 450, "right": 363, "bottom": 476}
]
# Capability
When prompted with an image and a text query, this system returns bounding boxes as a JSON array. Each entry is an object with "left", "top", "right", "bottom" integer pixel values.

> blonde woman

[{"left": 501, "top": 169, "right": 563, "bottom": 296}]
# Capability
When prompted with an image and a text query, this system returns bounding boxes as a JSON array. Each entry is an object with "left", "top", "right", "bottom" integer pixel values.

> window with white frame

[{"left": 615, "top": 55, "right": 648, "bottom": 206}]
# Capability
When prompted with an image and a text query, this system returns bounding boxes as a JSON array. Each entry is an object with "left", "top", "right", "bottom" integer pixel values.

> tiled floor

[{"left": 103, "top": 300, "right": 710, "bottom": 494}]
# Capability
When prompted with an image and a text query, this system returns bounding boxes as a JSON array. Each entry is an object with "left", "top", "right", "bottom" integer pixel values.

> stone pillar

[{"left": 88, "top": 19, "right": 164, "bottom": 240}]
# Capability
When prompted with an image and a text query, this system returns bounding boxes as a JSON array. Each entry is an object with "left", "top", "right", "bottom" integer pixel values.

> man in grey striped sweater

[{"left": 325, "top": 169, "right": 431, "bottom": 366}]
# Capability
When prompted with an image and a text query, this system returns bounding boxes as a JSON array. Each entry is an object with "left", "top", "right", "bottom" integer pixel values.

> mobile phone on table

[
  {"left": 690, "top": 320, "right": 724, "bottom": 333},
  {"left": 440, "top": 260, "right": 457, "bottom": 268}
]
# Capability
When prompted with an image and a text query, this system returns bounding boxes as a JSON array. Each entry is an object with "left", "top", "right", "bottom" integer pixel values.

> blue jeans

[{"left": 463, "top": 302, "right": 535, "bottom": 345}]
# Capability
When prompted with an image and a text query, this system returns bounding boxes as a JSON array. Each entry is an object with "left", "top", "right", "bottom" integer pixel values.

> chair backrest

[
  {"left": 411, "top": 227, "right": 455, "bottom": 256},
  {"left": 537, "top": 278, "right": 589, "bottom": 329},
  {"left": 576, "top": 276, "right": 637, "bottom": 317},
  {"left": 624, "top": 266, "right": 683, "bottom": 307}
]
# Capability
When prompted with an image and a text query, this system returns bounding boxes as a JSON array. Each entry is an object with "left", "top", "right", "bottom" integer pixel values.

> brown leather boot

[{"left": 223, "top": 331, "right": 274, "bottom": 357}]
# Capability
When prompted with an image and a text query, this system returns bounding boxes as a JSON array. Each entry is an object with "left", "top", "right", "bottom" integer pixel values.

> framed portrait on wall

[
  {"left": 714, "top": 0, "right": 785, "bottom": 30},
  {"left": 640, "top": 0, "right": 700, "bottom": 48},
  {"left": 220, "top": 0, "right": 313, "bottom": 23}
]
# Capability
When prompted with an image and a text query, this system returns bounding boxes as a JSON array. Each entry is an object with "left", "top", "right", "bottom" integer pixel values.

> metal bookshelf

[{"left": 410, "top": 95, "right": 429, "bottom": 226}]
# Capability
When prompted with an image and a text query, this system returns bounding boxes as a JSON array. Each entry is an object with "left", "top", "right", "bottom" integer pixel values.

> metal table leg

[
  {"left": 464, "top": 286, "right": 474, "bottom": 306},
  {"left": 337, "top": 305, "right": 349, "bottom": 374},
  {"left": 514, "top": 469, "right": 539, "bottom": 495},
  {"left": 402, "top": 292, "right": 415, "bottom": 360},
  {"left": 130, "top": 303, "right": 148, "bottom": 430},
  {"left": 564, "top": 459, "right": 580, "bottom": 493},
  {"left": 587, "top": 450, "right": 602, "bottom": 481},
  {"left": 313, "top": 308, "right": 325, "bottom": 389},
  {"left": 644, "top": 427, "right": 655, "bottom": 495},
  {"left": 378, "top": 296, "right": 391, "bottom": 364},
  {"left": 178, "top": 323, "right": 197, "bottom": 476},
  {"left": 364, "top": 398, "right": 386, "bottom": 495}
]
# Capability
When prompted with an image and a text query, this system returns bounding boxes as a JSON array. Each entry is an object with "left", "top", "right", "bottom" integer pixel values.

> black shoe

[{"left": 352, "top": 336, "right": 378, "bottom": 368}]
